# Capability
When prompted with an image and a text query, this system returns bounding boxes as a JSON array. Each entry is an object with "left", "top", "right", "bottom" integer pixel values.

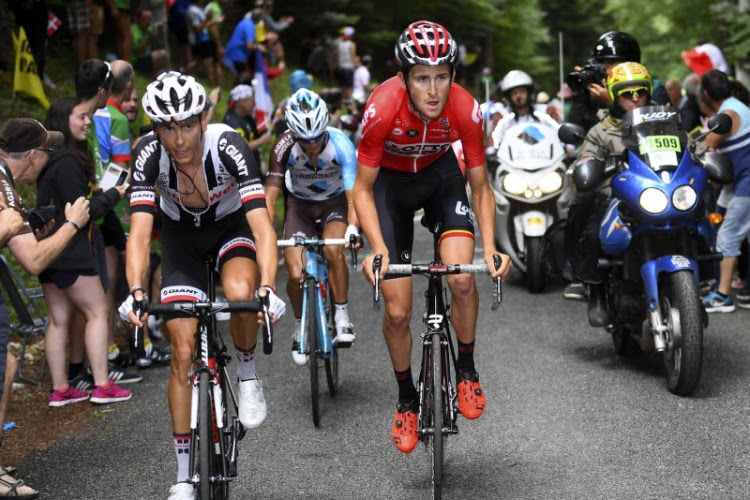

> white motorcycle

[{"left": 490, "top": 120, "right": 571, "bottom": 293}]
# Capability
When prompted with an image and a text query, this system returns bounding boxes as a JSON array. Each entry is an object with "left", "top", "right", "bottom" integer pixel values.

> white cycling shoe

[
  {"left": 291, "top": 325, "right": 308, "bottom": 366},
  {"left": 168, "top": 482, "right": 195, "bottom": 500},
  {"left": 333, "top": 322, "right": 356, "bottom": 345},
  {"left": 238, "top": 379, "right": 267, "bottom": 428}
]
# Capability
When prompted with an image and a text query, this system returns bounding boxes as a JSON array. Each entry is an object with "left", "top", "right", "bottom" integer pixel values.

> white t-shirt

[{"left": 352, "top": 65, "right": 370, "bottom": 102}]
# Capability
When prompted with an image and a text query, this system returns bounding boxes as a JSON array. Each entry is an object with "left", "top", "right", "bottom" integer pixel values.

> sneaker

[
  {"left": 699, "top": 278, "right": 717, "bottom": 295},
  {"left": 68, "top": 371, "right": 94, "bottom": 392},
  {"left": 90, "top": 382, "right": 132, "bottom": 404},
  {"left": 168, "top": 482, "right": 196, "bottom": 500},
  {"left": 137, "top": 345, "right": 172, "bottom": 368},
  {"left": 562, "top": 281, "right": 587, "bottom": 301},
  {"left": 238, "top": 379, "right": 266, "bottom": 428},
  {"left": 49, "top": 385, "right": 89, "bottom": 407},
  {"left": 391, "top": 402, "right": 418, "bottom": 453},
  {"left": 147, "top": 314, "right": 164, "bottom": 339},
  {"left": 456, "top": 370, "right": 486, "bottom": 420},
  {"left": 291, "top": 324, "right": 308, "bottom": 366},
  {"left": 731, "top": 277, "right": 746, "bottom": 291},
  {"left": 737, "top": 289, "right": 750, "bottom": 309},
  {"left": 333, "top": 322, "right": 356, "bottom": 345},
  {"left": 701, "top": 289, "right": 735, "bottom": 313},
  {"left": 108, "top": 363, "right": 143, "bottom": 384},
  {"left": 109, "top": 352, "right": 136, "bottom": 369}
]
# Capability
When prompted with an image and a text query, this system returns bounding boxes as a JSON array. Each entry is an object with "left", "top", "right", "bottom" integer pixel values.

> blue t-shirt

[{"left": 223, "top": 17, "right": 256, "bottom": 64}]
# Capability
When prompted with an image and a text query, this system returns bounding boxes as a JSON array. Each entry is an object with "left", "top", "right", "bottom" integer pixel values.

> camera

[
  {"left": 24, "top": 204, "right": 56, "bottom": 232},
  {"left": 566, "top": 59, "right": 607, "bottom": 93}
]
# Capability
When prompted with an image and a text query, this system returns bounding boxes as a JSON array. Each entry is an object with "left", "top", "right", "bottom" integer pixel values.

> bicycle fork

[{"left": 299, "top": 275, "right": 334, "bottom": 360}]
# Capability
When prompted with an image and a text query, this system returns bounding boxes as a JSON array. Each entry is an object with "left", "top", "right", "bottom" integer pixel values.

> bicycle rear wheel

[
  {"left": 198, "top": 371, "right": 213, "bottom": 500},
  {"left": 324, "top": 279, "right": 339, "bottom": 395},
  {"left": 430, "top": 336, "right": 444, "bottom": 500},
  {"left": 306, "top": 284, "right": 321, "bottom": 427}
]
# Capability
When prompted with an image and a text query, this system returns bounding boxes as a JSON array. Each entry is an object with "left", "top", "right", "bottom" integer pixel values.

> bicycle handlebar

[{"left": 277, "top": 235, "right": 359, "bottom": 270}]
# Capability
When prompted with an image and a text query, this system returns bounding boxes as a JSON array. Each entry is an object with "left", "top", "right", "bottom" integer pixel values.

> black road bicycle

[
  {"left": 372, "top": 225, "right": 502, "bottom": 500},
  {"left": 133, "top": 257, "right": 272, "bottom": 500}
]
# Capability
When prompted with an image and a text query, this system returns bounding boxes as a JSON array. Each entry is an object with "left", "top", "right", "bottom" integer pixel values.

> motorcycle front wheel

[
  {"left": 524, "top": 235, "right": 546, "bottom": 293},
  {"left": 661, "top": 270, "right": 703, "bottom": 396}
]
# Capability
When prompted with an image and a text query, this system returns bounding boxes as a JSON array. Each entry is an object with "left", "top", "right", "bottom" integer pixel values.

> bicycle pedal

[{"left": 334, "top": 341, "right": 353, "bottom": 349}]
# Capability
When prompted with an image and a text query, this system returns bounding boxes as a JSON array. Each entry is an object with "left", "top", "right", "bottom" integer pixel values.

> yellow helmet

[{"left": 607, "top": 62, "right": 652, "bottom": 102}]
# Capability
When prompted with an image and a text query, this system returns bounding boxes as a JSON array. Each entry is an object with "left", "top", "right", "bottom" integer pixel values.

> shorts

[
  {"left": 159, "top": 210, "right": 257, "bottom": 302},
  {"left": 282, "top": 192, "right": 347, "bottom": 239},
  {"left": 373, "top": 148, "right": 474, "bottom": 265},
  {"left": 334, "top": 67, "right": 354, "bottom": 88},
  {"left": 66, "top": 1, "right": 91, "bottom": 35},
  {"left": 716, "top": 195, "right": 750, "bottom": 257},
  {"left": 39, "top": 268, "right": 98, "bottom": 289},
  {"left": 90, "top": 4, "right": 104, "bottom": 36},
  {"left": 99, "top": 210, "right": 127, "bottom": 251}
]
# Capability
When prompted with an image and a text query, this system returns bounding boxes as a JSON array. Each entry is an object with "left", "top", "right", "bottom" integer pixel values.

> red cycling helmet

[{"left": 394, "top": 20, "right": 458, "bottom": 69}]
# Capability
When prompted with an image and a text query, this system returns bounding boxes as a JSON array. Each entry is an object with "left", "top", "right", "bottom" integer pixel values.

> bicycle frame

[{"left": 300, "top": 244, "right": 334, "bottom": 360}]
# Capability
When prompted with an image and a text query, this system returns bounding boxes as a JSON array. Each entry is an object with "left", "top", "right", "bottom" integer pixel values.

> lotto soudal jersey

[
  {"left": 129, "top": 123, "right": 266, "bottom": 226},
  {"left": 357, "top": 76, "right": 486, "bottom": 173},
  {"left": 266, "top": 127, "right": 356, "bottom": 201}
]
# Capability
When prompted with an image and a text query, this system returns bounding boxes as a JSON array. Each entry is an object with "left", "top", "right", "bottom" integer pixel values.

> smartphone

[{"left": 100, "top": 163, "right": 129, "bottom": 190}]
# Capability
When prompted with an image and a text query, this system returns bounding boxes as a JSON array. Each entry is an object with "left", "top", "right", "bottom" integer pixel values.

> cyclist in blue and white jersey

[{"left": 265, "top": 89, "right": 360, "bottom": 365}]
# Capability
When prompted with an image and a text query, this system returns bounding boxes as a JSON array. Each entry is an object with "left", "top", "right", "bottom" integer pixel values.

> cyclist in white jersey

[
  {"left": 119, "top": 71, "right": 285, "bottom": 500},
  {"left": 265, "top": 89, "right": 360, "bottom": 364}
]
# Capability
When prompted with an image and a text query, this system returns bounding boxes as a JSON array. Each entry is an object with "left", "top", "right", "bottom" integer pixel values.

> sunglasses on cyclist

[
  {"left": 298, "top": 133, "right": 326, "bottom": 144},
  {"left": 616, "top": 87, "right": 649, "bottom": 101}
]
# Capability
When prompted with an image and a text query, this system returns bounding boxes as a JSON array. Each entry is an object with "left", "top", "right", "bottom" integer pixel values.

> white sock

[
  {"left": 235, "top": 346, "right": 257, "bottom": 381},
  {"left": 174, "top": 434, "right": 191, "bottom": 483},
  {"left": 334, "top": 302, "right": 350, "bottom": 325}
]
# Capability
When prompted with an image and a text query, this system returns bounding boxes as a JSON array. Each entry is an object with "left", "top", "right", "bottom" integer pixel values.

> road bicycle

[
  {"left": 133, "top": 257, "right": 271, "bottom": 500},
  {"left": 372, "top": 229, "right": 501, "bottom": 500},
  {"left": 277, "top": 232, "right": 357, "bottom": 427}
]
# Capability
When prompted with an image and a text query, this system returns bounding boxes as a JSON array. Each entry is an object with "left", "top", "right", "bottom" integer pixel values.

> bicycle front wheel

[
  {"left": 198, "top": 371, "right": 213, "bottom": 500},
  {"left": 306, "top": 284, "right": 321, "bottom": 427},
  {"left": 324, "top": 279, "right": 339, "bottom": 395},
  {"left": 430, "top": 336, "right": 444, "bottom": 500}
]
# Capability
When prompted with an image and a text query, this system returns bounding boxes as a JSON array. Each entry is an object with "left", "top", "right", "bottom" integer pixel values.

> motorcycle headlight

[
  {"left": 539, "top": 171, "right": 563, "bottom": 194},
  {"left": 639, "top": 188, "right": 669, "bottom": 214},
  {"left": 672, "top": 185, "right": 697, "bottom": 211},
  {"left": 502, "top": 172, "right": 528, "bottom": 195}
]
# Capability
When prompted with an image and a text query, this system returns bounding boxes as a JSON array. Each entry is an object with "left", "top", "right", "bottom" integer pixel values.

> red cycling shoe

[
  {"left": 391, "top": 403, "right": 418, "bottom": 453},
  {"left": 457, "top": 370, "right": 486, "bottom": 419}
]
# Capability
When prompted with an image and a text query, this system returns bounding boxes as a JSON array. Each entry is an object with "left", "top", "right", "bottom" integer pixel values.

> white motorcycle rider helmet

[{"left": 500, "top": 70, "right": 536, "bottom": 109}]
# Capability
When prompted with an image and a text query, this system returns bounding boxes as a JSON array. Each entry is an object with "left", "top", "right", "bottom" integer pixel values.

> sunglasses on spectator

[{"left": 616, "top": 87, "right": 649, "bottom": 101}]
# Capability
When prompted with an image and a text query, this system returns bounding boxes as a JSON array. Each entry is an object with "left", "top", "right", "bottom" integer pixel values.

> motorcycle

[
  {"left": 489, "top": 120, "right": 571, "bottom": 293},
  {"left": 559, "top": 106, "right": 733, "bottom": 396}
]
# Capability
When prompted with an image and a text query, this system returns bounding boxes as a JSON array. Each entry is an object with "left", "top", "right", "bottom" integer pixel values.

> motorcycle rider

[
  {"left": 568, "top": 62, "right": 654, "bottom": 326},
  {"left": 491, "top": 70, "right": 559, "bottom": 148}
]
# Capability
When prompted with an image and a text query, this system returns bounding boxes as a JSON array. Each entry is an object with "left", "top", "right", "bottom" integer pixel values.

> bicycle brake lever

[
  {"left": 372, "top": 254, "right": 382, "bottom": 310},
  {"left": 259, "top": 295, "right": 273, "bottom": 354},
  {"left": 349, "top": 234, "right": 358, "bottom": 270},
  {"left": 491, "top": 254, "right": 503, "bottom": 310},
  {"left": 132, "top": 300, "right": 146, "bottom": 357}
]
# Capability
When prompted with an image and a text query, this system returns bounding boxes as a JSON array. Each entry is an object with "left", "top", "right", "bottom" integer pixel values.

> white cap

[
  {"left": 230, "top": 84, "right": 254, "bottom": 101},
  {"left": 342, "top": 26, "right": 355, "bottom": 37}
]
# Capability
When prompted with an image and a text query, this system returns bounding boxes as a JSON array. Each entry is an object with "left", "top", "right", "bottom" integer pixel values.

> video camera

[{"left": 566, "top": 59, "right": 607, "bottom": 94}]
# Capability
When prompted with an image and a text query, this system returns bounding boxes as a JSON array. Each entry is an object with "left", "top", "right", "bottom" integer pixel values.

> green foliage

[{"left": 711, "top": 1, "right": 750, "bottom": 74}]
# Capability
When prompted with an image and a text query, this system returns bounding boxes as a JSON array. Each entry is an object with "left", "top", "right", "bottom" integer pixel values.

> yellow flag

[{"left": 11, "top": 27, "right": 49, "bottom": 110}]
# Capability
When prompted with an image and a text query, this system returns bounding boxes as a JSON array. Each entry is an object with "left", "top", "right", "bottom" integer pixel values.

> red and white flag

[{"left": 47, "top": 12, "right": 62, "bottom": 38}]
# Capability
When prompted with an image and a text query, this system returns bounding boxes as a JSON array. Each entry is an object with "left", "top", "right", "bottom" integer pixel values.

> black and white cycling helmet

[
  {"left": 284, "top": 89, "right": 329, "bottom": 141},
  {"left": 394, "top": 20, "right": 458, "bottom": 69},
  {"left": 142, "top": 71, "right": 207, "bottom": 123}
]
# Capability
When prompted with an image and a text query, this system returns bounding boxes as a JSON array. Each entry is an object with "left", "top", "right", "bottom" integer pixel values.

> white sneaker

[
  {"left": 238, "top": 379, "right": 267, "bottom": 428},
  {"left": 291, "top": 324, "right": 308, "bottom": 366},
  {"left": 168, "top": 482, "right": 195, "bottom": 500},
  {"left": 334, "top": 322, "right": 356, "bottom": 344}
]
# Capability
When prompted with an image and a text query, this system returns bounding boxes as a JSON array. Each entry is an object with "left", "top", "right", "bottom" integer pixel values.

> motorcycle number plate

[{"left": 639, "top": 135, "right": 681, "bottom": 154}]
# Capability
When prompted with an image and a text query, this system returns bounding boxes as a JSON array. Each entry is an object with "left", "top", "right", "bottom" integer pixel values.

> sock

[
  {"left": 235, "top": 346, "right": 257, "bottom": 381},
  {"left": 716, "top": 290, "right": 729, "bottom": 299},
  {"left": 334, "top": 302, "right": 350, "bottom": 324},
  {"left": 68, "top": 362, "right": 84, "bottom": 379},
  {"left": 144, "top": 337, "right": 153, "bottom": 357},
  {"left": 395, "top": 367, "right": 417, "bottom": 405},
  {"left": 173, "top": 433, "right": 191, "bottom": 483},
  {"left": 456, "top": 340, "right": 476, "bottom": 373},
  {"left": 107, "top": 343, "right": 120, "bottom": 361}
]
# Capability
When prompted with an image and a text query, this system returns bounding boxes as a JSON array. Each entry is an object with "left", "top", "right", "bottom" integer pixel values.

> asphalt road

[{"left": 23, "top": 223, "right": 750, "bottom": 500}]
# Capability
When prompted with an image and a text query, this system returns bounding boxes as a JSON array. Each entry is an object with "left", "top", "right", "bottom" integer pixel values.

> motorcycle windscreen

[
  {"left": 621, "top": 105, "right": 689, "bottom": 171},
  {"left": 497, "top": 122, "right": 565, "bottom": 171}
]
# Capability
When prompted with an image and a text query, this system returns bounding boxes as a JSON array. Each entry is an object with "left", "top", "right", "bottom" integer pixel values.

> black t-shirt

[{"left": 223, "top": 108, "right": 261, "bottom": 168}]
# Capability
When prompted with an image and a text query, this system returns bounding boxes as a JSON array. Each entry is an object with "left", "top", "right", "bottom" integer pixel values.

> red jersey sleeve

[
  {"left": 449, "top": 85, "right": 486, "bottom": 169},
  {"left": 357, "top": 78, "right": 401, "bottom": 168}
]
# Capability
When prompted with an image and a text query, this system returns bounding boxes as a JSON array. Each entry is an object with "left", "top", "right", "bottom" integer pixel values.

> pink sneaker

[
  {"left": 49, "top": 385, "right": 89, "bottom": 407},
  {"left": 90, "top": 382, "right": 132, "bottom": 404}
]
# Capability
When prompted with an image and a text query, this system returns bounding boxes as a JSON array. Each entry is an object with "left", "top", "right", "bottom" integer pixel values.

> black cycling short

[
  {"left": 39, "top": 268, "right": 98, "bottom": 289},
  {"left": 374, "top": 148, "right": 474, "bottom": 265},
  {"left": 159, "top": 210, "right": 257, "bottom": 302},
  {"left": 282, "top": 192, "right": 347, "bottom": 239}
]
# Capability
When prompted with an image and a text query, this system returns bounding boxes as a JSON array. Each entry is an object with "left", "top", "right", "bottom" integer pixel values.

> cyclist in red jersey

[{"left": 354, "top": 20, "right": 512, "bottom": 453}]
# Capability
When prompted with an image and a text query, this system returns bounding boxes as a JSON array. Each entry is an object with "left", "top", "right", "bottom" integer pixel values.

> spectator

[
  {"left": 0, "top": 117, "right": 89, "bottom": 500},
  {"left": 140, "top": 0, "right": 169, "bottom": 54},
  {"left": 352, "top": 54, "right": 371, "bottom": 104},
  {"left": 167, "top": 0, "right": 193, "bottom": 72},
  {"left": 330, "top": 26, "right": 357, "bottom": 99},
  {"left": 263, "top": 30, "right": 286, "bottom": 79},
  {"left": 699, "top": 70, "right": 750, "bottom": 312},
  {"left": 75, "top": 59, "right": 112, "bottom": 180},
  {"left": 94, "top": 60, "right": 135, "bottom": 167},
  {"left": 65, "top": 0, "right": 96, "bottom": 65},
  {"left": 304, "top": 29, "right": 329, "bottom": 83},
  {"left": 186, "top": 0, "right": 221, "bottom": 85},
  {"left": 665, "top": 78, "right": 683, "bottom": 108},
  {"left": 112, "top": 0, "right": 133, "bottom": 61},
  {"left": 131, "top": 7, "right": 169, "bottom": 77},
  {"left": 41, "top": 97, "right": 131, "bottom": 406},
  {"left": 223, "top": 84, "right": 273, "bottom": 170},
  {"left": 221, "top": 11, "right": 259, "bottom": 83},
  {"left": 205, "top": 0, "right": 228, "bottom": 83},
  {"left": 681, "top": 73, "right": 703, "bottom": 136},
  {"left": 255, "top": 0, "right": 293, "bottom": 33}
]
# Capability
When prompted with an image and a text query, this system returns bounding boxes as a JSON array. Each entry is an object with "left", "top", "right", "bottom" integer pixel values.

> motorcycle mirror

[
  {"left": 707, "top": 113, "right": 732, "bottom": 135},
  {"left": 702, "top": 152, "right": 734, "bottom": 185},
  {"left": 573, "top": 157, "right": 605, "bottom": 192},
  {"left": 558, "top": 123, "right": 587, "bottom": 145}
]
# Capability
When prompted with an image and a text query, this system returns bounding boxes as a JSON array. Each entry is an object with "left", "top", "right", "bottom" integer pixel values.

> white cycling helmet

[
  {"left": 284, "top": 89, "right": 329, "bottom": 141},
  {"left": 142, "top": 71, "right": 207, "bottom": 123}
]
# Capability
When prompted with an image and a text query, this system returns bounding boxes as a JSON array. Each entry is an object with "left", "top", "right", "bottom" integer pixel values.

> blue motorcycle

[{"left": 559, "top": 106, "right": 733, "bottom": 396}]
